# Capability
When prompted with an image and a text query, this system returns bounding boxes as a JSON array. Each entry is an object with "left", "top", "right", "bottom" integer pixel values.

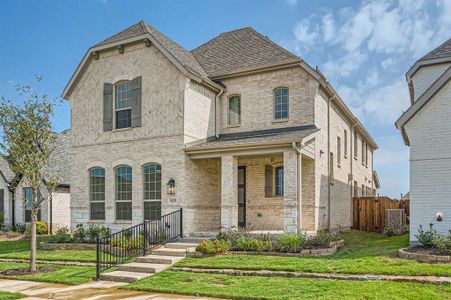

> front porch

[{"left": 184, "top": 126, "right": 318, "bottom": 235}]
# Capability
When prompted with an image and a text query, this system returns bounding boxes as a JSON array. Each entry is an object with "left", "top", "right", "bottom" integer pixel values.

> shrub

[
  {"left": 15, "top": 224, "right": 26, "bottom": 234},
  {"left": 196, "top": 239, "right": 231, "bottom": 255},
  {"left": 99, "top": 226, "right": 111, "bottom": 239},
  {"left": 432, "top": 233, "right": 451, "bottom": 255},
  {"left": 0, "top": 213, "right": 4, "bottom": 230},
  {"left": 87, "top": 224, "right": 100, "bottom": 243},
  {"left": 236, "top": 237, "right": 253, "bottom": 251},
  {"left": 235, "top": 237, "right": 272, "bottom": 252},
  {"left": 111, "top": 236, "right": 144, "bottom": 250},
  {"left": 49, "top": 227, "right": 72, "bottom": 243},
  {"left": 73, "top": 224, "right": 86, "bottom": 243},
  {"left": 415, "top": 224, "right": 436, "bottom": 248},
  {"left": 36, "top": 221, "right": 48, "bottom": 235},
  {"left": 216, "top": 228, "right": 246, "bottom": 245},
  {"left": 384, "top": 222, "right": 396, "bottom": 237},
  {"left": 277, "top": 233, "right": 305, "bottom": 253},
  {"left": 304, "top": 230, "right": 338, "bottom": 249}
]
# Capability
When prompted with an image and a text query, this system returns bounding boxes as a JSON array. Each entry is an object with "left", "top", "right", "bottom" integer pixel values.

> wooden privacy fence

[{"left": 352, "top": 197, "right": 410, "bottom": 232}]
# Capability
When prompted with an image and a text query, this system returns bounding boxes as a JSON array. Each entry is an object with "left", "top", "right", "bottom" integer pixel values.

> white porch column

[
  {"left": 283, "top": 150, "right": 299, "bottom": 233},
  {"left": 221, "top": 155, "right": 238, "bottom": 230}
]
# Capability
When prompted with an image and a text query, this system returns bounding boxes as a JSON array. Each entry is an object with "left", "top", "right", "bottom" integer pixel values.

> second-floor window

[
  {"left": 115, "top": 81, "right": 132, "bottom": 129},
  {"left": 337, "top": 136, "right": 341, "bottom": 167},
  {"left": 228, "top": 95, "right": 241, "bottom": 126},
  {"left": 344, "top": 129, "right": 348, "bottom": 158},
  {"left": 274, "top": 88, "right": 289, "bottom": 119}
]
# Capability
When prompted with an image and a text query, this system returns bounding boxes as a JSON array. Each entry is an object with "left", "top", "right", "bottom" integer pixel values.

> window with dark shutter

[
  {"left": 265, "top": 165, "right": 273, "bottom": 197},
  {"left": 131, "top": 76, "right": 142, "bottom": 128},
  {"left": 103, "top": 83, "right": 113, "bottom": 131}
]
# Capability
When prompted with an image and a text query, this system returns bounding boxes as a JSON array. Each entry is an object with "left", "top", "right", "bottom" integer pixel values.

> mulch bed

[
  {"left": 0, "top": 266, "right": 56, "bottom": 276},
  {"left": 404, "top": 246, "right": 445, "bottom": 256}
]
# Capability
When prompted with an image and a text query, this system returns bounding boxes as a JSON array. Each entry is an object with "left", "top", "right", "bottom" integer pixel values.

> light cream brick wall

[
  {"left": 220, "top": 155, "right": 238, "bottom": 229},
  {"left": 283, "top": 150, "right": 298, "bottom": 232},
  {"left": 301, "top": 156, "right": 315, "bottom": 231},
  {"left": 51, "top": 187, "right": 71, "bottom": 229},
  {"left": 184, "top": 81, "right": 216, "bottom": 144},
  {"left": 405, "top": 81, "right": 451, "bottom": 241},
  {"left": 411, "top": 64, "right": 451, "bottom": 102},
  {"left": 218, "top": 67, "right": 316, "bottom": 134},
  {"left": 238, "top": 155, "right": 284, "bottom": 231}
]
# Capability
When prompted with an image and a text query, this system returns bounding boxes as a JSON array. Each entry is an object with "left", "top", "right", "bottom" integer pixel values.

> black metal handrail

[{"left": 96, "top": 208, "right": 182, "bottom": 280}]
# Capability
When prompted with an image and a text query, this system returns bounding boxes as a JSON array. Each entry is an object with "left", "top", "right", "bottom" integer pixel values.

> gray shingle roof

[
  {"left": 419, "top": 38, "right": 451, "bottom": 61},
  {"left": 186, "top": 125, "right": 318, "bottom": 150},
  {"left": 191, "top": 27, "right": 300, "bottom": 78},
  {"left": 45, "top": 130, "right": 70, "bottom": 186},
  {"left": 94, "top": 21, "right": 208, "bottom": 78}
]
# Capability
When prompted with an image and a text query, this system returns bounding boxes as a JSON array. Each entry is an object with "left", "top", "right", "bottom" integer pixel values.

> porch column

[
  {"left": 221, "top": 155, "right": 238, "bottom": 230},
  {"left": 283, "top": 150, "right": 299, "bottom": 233}
]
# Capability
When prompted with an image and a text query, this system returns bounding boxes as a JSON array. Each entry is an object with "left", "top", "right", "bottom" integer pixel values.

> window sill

[
  {"left": 272, "top": 118, "right": 289, "bottom": 124},
  {"left": 114, "top": 220, "right": 132, "bottom": 224},
  {"left": 225, "top": 124, "right": 241, "bottom": 129},
  {"left": 88, "top": 220, "right": 106, "bottom": 224},
  {"left": 112, "top": 127, "right": 133, "bottom": 133}
]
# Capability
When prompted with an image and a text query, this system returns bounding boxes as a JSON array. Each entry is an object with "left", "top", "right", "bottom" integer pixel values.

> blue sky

[{"left": 0, "top": 0, "right": 450, "bottom": 197}]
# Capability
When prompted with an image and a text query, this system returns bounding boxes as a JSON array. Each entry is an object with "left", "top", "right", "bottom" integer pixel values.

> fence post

[
  {"left": 180, "top": 208, "right": 183, "bottom": 238},
  {"left": 143, "top": 221, "right": 148, "bottom": 256},
  {"left": 96, "top": 237, "right": 100, "bottom": 281}
]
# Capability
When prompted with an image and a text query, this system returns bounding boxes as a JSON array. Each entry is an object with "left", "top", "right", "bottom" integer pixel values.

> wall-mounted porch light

[
  {"left": 167, "top": 177, "right": 176, "bottom": 195},
  {"left": 437, "top": 211, "right": 443, "bottom": 222}
]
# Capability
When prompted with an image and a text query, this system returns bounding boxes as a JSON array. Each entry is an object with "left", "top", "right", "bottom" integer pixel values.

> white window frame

[
  {"left": 274, "top": 87, "right": 289, "bottom": 120},
  {"left": 143, "top": 163, "right": 162, "bottom": 221},
  {"left": 114, "top": 81, "right": 132, "bottom": 130},
  {"left": 227, "top": 95, "right": 241, "bottom": 126}
]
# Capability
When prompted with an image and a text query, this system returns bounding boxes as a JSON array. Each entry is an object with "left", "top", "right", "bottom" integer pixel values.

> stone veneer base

[{"left": 398, "top": 248, "right": 451, "bottom": 263}]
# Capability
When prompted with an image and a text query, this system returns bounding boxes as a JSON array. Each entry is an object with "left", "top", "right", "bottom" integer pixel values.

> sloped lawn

[
  {"left": 0, "top": 262, "right": 95, "bottom": 285},
  {"left": 125, "top": 271, "right": 451, "bottom": 300},
  {"left": 0, "top": 291, "right": 23, "bottom": 300},
  {"left": 177, "top": 231, "right": 451, "bottom": 276}
]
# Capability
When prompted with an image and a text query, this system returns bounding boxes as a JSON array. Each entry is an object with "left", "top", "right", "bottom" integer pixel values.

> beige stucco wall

[{"left": 218, "top": 67, "right": 317, "bottom": 134}]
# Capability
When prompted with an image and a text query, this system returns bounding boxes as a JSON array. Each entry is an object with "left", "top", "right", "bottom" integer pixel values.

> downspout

[
  {"left": 215, "top": 90, "right": 224, "bottom": 138},
  {"left": 292, "top": 142, "right": 302, "bottom": 232},
  {"left": 350, "top": 121, "right": 357, "bottom": 228}
]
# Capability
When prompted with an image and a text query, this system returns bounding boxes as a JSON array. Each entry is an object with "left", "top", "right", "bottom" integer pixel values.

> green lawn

[
  {"left": 177, "top": 231, "right": 451, "bottom": 276},
  {"left": 126, "top": 271, "right": 451, "bottom": 300},
  {"left": 0, "top": 291, "right": 23, "bottom": 300},
  {"left": 0, "top": 238, "right": 103, "bottom": 263},
  {"left": 0, "top": 262, "right": 95, "bottom": 285}
]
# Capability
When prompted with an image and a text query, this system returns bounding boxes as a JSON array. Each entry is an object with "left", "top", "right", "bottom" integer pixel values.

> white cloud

[
  {"left": 381, "top": 58, "right": 396, "bottom": 69},
  {"left": 286, "top": 0, "right": 298, "bottom": 7},
  {"left": 293, "top": 19, "right": 318, "bottom": 50},
  {"left": 321, "top": 13, "right": 335, "bottom": 42},
  {"left": 322, "top": 50, "right": 367, "bottom": 78}
]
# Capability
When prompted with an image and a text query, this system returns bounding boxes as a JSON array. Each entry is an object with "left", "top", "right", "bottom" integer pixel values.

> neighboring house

[
  {"left": 63, "top": 21, "right": 378, "bottom": 235},
  {"left": 0, "top": 131, "right": 71, "bottom": 230},
  {"left": 396, "top": 38, "right": 451, "bottom": 243}
]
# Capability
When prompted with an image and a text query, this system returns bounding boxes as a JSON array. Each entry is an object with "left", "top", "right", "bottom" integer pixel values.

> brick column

[
  {"left": 221, "top": 155, "right": 238, "bottom": 230},
  {"left": 283, "top": 150, "right": 299, "bottom": 233}
]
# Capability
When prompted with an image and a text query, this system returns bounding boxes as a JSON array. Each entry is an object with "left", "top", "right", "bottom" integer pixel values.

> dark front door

[{"left": 238, "top": 166, "right": 246, "bottom": 228}]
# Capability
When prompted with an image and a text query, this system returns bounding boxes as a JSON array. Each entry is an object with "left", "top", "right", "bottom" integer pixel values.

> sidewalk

[{"left": 0, "top": 279, "right": 220, "bottom": 300}]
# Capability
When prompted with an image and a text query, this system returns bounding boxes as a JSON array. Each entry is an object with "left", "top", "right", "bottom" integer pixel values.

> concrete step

[
  {"left": 137, "top": 254, "right": 184, "bottom": 265},
  {"left": 151, "top": 247, "right": 187, "bottom": 257},
  {"left": 117, "top": 262, "right": 168, "bottom": 273},
  {"left": 165, "top": 242, "right": 199, "bottom": 249},
  {"left": 99, "top": 271, "right": 152, "bottom": 283}
]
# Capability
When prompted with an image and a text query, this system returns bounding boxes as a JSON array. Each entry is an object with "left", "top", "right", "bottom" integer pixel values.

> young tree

[{"left": 0, "top": 82, "right": 59, "bottom": 272}]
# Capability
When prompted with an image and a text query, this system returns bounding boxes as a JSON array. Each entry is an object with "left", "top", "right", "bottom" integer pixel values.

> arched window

[
  {"left": 228, "top": 95, "right": 241, "bottom": 126},
  {"left": 115, "top": 165, "right": 132, "bottom": 220},
  {"left": 89, "top": 167, "right": 105, "bottom": 220},
  {"left": 115, "top": 81, "right": 132, "bottom": 129},
  {"left": 274, "top": 88, "right": 289, "bottom": 119},
  {"left": 143, "top": 163, "right": 162, "bottom": 220}
]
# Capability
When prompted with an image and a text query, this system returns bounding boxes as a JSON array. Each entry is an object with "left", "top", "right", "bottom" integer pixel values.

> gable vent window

[
  {"left": 228, "top": 95, "right": 241, "bottom": 126},
  {"left": 274, "top": 88, "right": 289, "bottom": 119},
  {"left": 115, "top": 81, "right": 132, "bottom": 129}
]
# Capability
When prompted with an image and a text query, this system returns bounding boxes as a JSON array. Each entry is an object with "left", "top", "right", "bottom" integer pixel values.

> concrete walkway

[
  {"left": 0, "top": 279, "right": 219, "bottom": 300},
  {"left": 174, "top": 267, "right": 451, "bottom": 285}
]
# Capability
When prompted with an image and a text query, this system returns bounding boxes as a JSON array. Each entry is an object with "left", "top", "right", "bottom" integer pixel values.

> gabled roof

[
  {"left": 192, "top": 27, "right": 300, "bottom": 78},
  {"left": 406, "top": 38, "right": 451, "bottom": 79},
  {"left": 62, "top": 21, "right": 219, "bottom": 99},
  {"left": 396, "top": 66, "right": 451, "bottom": 145}
]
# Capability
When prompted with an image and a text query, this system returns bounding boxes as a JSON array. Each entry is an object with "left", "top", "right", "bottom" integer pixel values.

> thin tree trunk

[{"left": 29, "top": 191, "right": 37, "bottom": 272}]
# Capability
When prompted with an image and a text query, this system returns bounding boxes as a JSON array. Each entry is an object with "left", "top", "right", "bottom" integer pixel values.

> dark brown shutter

[
  {"left": 103, "top": 83, "right": 113, "bottom": 131},
  {"left": 0, "top": 189, "right": 4, "bottom": 214},
  {"left": 265, "top": 165, "right": 273, "bottom": 198},
  {"left": 131, "top": 76, "right": 142, "bottom": 128}
]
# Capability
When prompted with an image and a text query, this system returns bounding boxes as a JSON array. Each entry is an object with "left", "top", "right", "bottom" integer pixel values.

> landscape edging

[{"left": 398, "top": 248, "right": 451, "bottom": 263}]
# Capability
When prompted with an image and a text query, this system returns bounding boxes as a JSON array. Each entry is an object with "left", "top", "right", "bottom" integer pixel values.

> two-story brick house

[{"left": 63, "top": 21, "right": 378, "bottom": 235}]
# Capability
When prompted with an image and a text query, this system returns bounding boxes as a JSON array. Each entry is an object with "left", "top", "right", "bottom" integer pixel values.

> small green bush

[
  {"left": 49, "top": 227, "right": 72, "bottom": 243},
  {"left": 304, "top": 230, "right": 339, "bottom": 249},
  {"left": 87, "top": 224, "right": 100, "bottom": 243},
  {"left": 415, "top": 224, "right": 436, "bottom": 248},
  {"left": 73, "top": 224, "right": 86, "bottom": 243},
  {"left": 235, "top": 237, "right": 272, "bottom": 252},
  {"left": 15, "top": 224, "right": 26, "bottom": 234},
  {"left": 216, "top": 228, "right": 246, "bottom": 245},
  {"left": 36, "top": 221, "right": 48, "bottom": 235},
  {"left": 432, "top": 232, "right": 451, "bottom": 255},
  {"left": 277, "top": 233, "right": 305, "bottom": 253},
  {"left": 196, "top": 239, "right": 231, "bottom": 255},
  {"left": 0, "top": 213, "right": 4, "bottom": 230},
  {"left": 111, "top": 236, "right": 145, "bottom": 250},
  {"left": 99, "top": 226, "right": 111, "bottom": 239}
]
